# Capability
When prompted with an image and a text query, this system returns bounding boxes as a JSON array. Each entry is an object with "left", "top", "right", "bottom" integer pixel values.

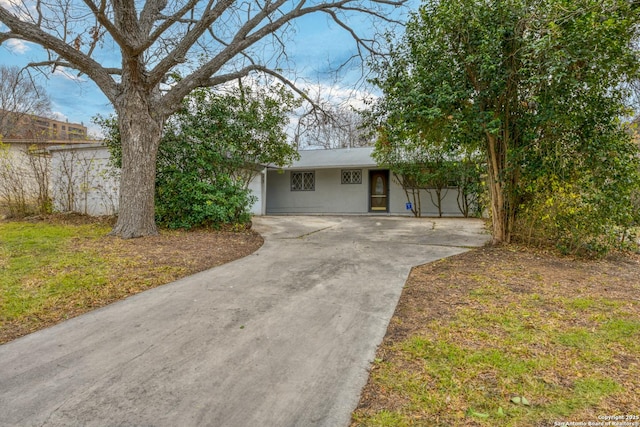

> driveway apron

[{"left": 0, "top": 216, "right": 489, "bottom": 427}]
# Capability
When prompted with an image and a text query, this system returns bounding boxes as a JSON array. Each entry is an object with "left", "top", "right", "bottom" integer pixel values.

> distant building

[{"left": 0, "top": 109, "right": 88, "bottom": 143}]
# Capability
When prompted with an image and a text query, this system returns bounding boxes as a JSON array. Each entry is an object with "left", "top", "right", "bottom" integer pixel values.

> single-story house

[
  {"left": 264, "top": 147, "right": 462, "bottom": 216},
  {"left": 21, "top": 145, "right": 464, "bottom": 217}
]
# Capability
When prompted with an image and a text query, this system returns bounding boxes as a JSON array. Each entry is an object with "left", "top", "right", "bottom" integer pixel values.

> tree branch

[{"left": 0, "top": 5, "right": 119, "bottom": 102}]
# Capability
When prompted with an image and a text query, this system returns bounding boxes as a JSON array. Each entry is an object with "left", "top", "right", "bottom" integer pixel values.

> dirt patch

[
  {"left": 1, "top": 214, "right": 263, "bottom": 343},
  {"left": 352, "top": 245, "right": 640, "bottom": 425},
  {"left": 378, "top": 246, "right": 640, "bottom": 344}
]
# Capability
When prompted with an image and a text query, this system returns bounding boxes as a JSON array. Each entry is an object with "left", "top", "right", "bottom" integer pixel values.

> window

[
  {"left": 291, "top": 171, "right": 315, "bottom": 191},
  {"left": 341, "top": 169, "right": 362, "bottom": 184}
]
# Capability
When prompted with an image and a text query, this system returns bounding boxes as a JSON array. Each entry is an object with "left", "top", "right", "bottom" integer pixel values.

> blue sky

[{"left": 0, "top": 3, "right": 413, "bottom": 137}]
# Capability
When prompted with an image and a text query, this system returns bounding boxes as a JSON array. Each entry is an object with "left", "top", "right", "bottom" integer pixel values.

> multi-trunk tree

[
  {"left": 372, "top": 0, "right": 640, "bottom": 248},
  {"left": 0, "top": 0, "right": 403, "bottom": 238}
]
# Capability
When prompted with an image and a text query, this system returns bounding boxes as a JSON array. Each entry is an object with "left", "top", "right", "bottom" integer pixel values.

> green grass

[
  {"left": 352, "top": 252, "right": 640, "bottom": 427},
  {"left": 1, "top": 218, "right": 262, "bottom": 343},
  {"left": 1, "top": 222, "right": 111, "bottom": 324}
]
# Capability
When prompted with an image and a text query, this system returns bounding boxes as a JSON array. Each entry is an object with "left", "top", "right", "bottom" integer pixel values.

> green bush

[
  {"left": 155, "top": 172, "right": 254, "bottom": 230},
  {"left": 95, "top": 81, "right": 298, "bottom": 231},
  {"left": 515, "top": 174, "right": 640, "bottom": 257}
]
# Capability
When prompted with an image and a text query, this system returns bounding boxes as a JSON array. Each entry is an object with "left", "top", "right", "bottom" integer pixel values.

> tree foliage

[
  {"left": 155, "top": 82, "right": 299, "bottom": 229},
  {"left": 166, "top": 81, "right": 300, "bottom": 189},
  {"left": 371, "top": 0, "right": 640, "bottom": 253},
  {"left": 97, "top": 80, "right": 299, "bottom": 229}
]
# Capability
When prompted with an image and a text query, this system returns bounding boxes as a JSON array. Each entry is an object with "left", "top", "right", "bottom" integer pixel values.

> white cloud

[
  {"left": 50, "top": 111, "right": 68, "bottom": 122},
  {"left": 52, "top": 67, "right": 86, "bottom": 82},
  {"left": 4, "top": 38, "right": 30, "bottom": 54}
]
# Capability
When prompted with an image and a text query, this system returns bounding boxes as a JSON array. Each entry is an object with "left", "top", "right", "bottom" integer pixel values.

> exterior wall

[
  {"left": 267, "top": 168, "right": 369, "bottom": 214},
  {"left": 5, "top": 142, "right": 466, "bottom": 218},
  {"left": 266, "top": 168, "right": 465, "bottom": 217},
  {"left": 0, "top": 144, "right": 41, "bottom": 209},
  {"left": 49, "top": 146, "right": 265, "bottom": 217},
  {"left": 247, "top": 170, "right": 266, "bottom": 215},
  {"left": 0, "top": 143, "right": 120, "bottom": 217},
  {"left": 387, "top": 175, "right": 462, "bottom": 217},
  {"left": 49, "top": 146, "right": 120, "bottom": 216},
  {"left": 389, "top": 187, "right": 463, "bottom": 216}
]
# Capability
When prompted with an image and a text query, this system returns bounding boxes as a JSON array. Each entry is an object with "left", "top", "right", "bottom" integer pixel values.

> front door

[{"left": 369, "top": 170, "right": 389, "bottom": 212}]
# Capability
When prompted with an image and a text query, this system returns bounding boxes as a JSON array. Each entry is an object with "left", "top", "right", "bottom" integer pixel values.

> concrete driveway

[{"left": 0, "top": 216, "right": 489, "bottom": 427}]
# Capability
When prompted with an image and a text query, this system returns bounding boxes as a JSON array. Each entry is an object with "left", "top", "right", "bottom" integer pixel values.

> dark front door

[{"left": 369, "top": 170, "right": 389, "bottom": 212}]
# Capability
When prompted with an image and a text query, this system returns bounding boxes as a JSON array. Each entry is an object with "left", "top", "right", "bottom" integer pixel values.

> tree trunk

[
  {"left": 110, "top": 92, "right": 163, "bottom": 238},
  {"left": 486, "top": 132, "right": 510, "bottom": 244}
]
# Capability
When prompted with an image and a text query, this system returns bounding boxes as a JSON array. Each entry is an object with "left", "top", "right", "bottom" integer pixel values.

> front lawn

[
  {"left": 0, "top": 216, "right": 262, "bottom": 343},
  {"left": 352, "top": 246, "right": 640, "bottom": 426}
]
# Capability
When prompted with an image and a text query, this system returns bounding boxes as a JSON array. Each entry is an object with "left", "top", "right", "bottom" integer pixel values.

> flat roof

[{"left": 276, "top": 147, "right": 377, "bottom": 170}]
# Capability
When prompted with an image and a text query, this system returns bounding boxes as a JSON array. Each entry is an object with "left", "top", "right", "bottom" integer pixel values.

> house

[
  {"left": 264, "top": 147, "right": 462, "bottom": 216},
  {"left": 6, "top": 144, "right": 466, "bottom": 218}
]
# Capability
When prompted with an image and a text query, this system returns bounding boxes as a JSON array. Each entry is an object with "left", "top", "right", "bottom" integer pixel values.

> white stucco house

[
  {"left": 263, "top": 147, "right": 462, "bottom": 216},
  {"left": 24, "top": 144, "right": 465, "bottom": 217}
]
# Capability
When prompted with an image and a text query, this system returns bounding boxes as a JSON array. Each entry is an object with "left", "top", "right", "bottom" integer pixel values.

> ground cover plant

[
  {"left": 0, "top": 215, "right": 262, "bottom": 344},
  {"left": 352, "top": 246, "right": 640, "bottom": 426}
]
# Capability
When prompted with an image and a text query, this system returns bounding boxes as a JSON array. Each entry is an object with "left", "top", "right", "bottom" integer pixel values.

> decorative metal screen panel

[
  {"left": 291, "top": 171, "right": 315, "bottom": 191},
  {"left": 341, "top": 169, "right": 362, "bottom": 184}
]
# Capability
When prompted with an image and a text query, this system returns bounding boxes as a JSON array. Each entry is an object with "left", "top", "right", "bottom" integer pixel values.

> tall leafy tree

[
  {"left": 0, "top": 0, "right": 404, "bottom": 238},
  {"left": 372, "top": 0, "right": 640, "bottom": 246},
  {"left": 163, "top": 81, "right": 300, "bottom": 189},
  {"left": 97, "top": 79, "right": 299, "bottom": 228}
]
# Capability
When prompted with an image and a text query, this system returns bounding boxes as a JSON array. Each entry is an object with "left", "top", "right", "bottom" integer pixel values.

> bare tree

[
  {"left": 295, "top": 98, "right": 373, "bottom": 149},
  {"left": 0, "top": 65, "right": 52, "bottom": 138},
  {"left": 0, "top": 0, "right": 403, "bottom": 238},
  {"left": 0, "top": 143, "right": 31, "bottom": 217},
  {"left": 25, "top": 144, "right": 53, "bottom": 214}
]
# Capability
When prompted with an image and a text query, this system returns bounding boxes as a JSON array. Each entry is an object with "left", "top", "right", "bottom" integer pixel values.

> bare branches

[
  {"left": 0, "top": 65, "right": 52, "bottom": 138},
  {"left": 139, "top": 0, "right": 202, "bottom": 53},
  {"left": 27, "top": 60, "right": 122, "bottom": 76},
  {"left": 81, "top": 0, "right": 127, "bottom": 49},
  {"left": 139, "top": 0, "right": 169, "bottom": 35},
  {"left": 0, "top": 3, "right": 119, "bottom": 100},
  {"left": 2, "top": 0, "right": 407, "bottom": 115}
]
